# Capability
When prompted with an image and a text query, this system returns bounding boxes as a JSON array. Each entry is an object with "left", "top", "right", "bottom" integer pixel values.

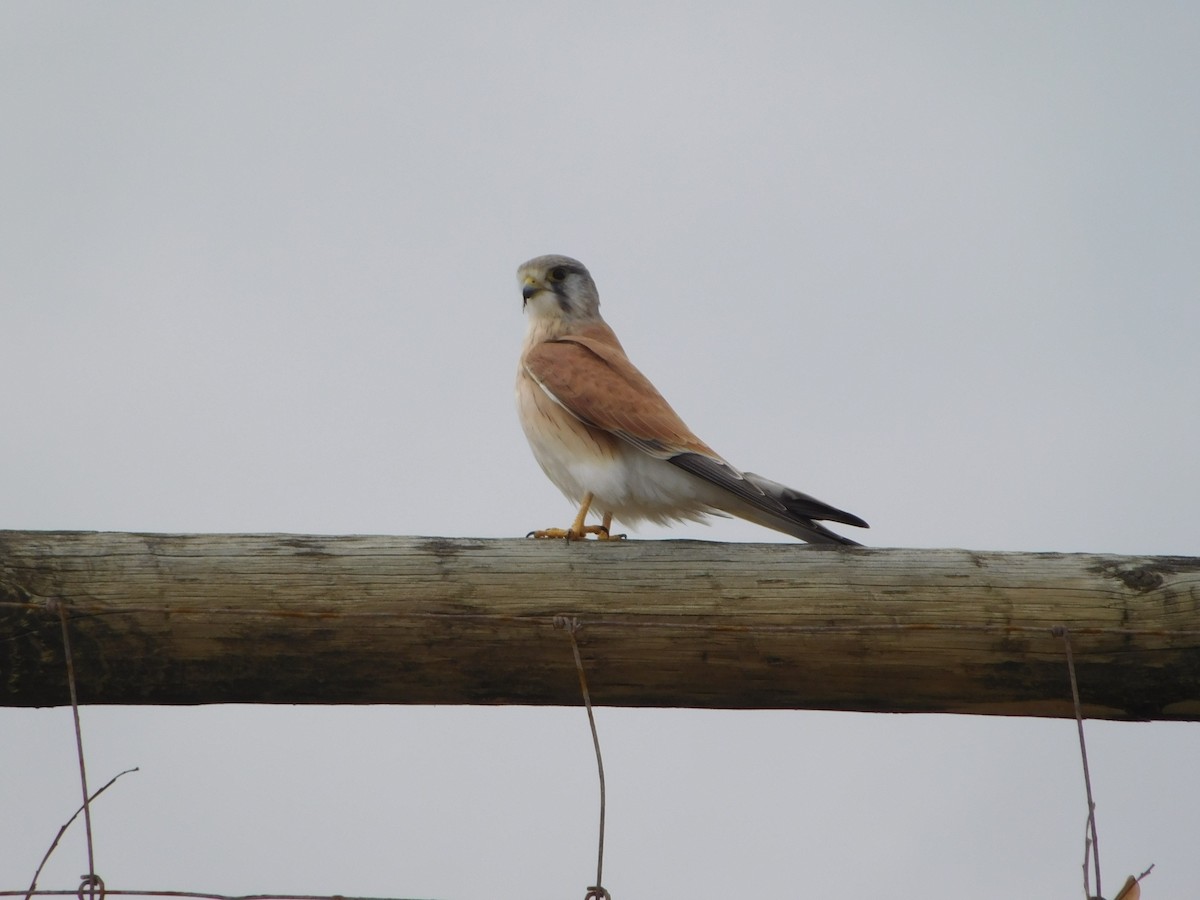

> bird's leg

[
  {"left": 595, "top": 511, "right": 626, "bottom": 541},
  {"left": 527, "top": 493, "right": 624, "bottom": 541},
  {"left": 567, "top": 494, "right": 594, "bottom": 538}
]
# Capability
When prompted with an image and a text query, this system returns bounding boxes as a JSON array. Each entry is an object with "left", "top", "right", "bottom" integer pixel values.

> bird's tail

[
  {"left": 666, "top": 451, "right": 869, "bottom": 545},
  {"left": 735, "top": 472, "right": 869, "bottom": 546}
]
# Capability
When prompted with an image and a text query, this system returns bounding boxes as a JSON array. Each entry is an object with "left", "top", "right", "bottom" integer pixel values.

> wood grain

[{"left": 2, "top": 532, "right": 1198, "bottom": 719}]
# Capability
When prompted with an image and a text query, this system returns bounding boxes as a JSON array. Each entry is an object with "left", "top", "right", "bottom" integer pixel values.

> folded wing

[{"left": 522, "top": 331, "right": 868, "bottom": 545}]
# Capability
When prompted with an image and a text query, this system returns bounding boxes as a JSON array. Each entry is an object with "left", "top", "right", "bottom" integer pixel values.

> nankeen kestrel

[{"left": 515, "top": 255, "right": 868, "bottom": 545}]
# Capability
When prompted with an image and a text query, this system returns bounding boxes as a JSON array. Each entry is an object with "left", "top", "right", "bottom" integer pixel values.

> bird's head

[{"left": 517, "top": 255, "right": 601, "bottom": 325}]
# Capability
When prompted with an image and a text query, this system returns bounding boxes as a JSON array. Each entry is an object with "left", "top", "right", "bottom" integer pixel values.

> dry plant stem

[
  {"left": 25, "top": 770, "right": 139, "bottom": 900},
  {"left": 1058, "top": 628, "right": 1101, "bottom": 900},
  {"left": 55, "top": 604, "right": 99, "bottom": 899}
]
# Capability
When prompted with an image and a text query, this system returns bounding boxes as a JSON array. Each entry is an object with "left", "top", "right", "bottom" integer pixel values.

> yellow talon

[
  {"left": 597, "top": 511, "right": 626, "bottom": 540},
  {"left": 527, "top": 528, "right": 571, "bottom": 539},
  {"left": 526, "top": 495, "right": 626, "bottom": 541},
  {"left": 526, "top": 524, "right": 621, "bottom": 541}
]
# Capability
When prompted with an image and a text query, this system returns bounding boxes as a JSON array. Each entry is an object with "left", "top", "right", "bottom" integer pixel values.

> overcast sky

[{"left": 2, "top": 3, "right": 1198, "bottom": 899}]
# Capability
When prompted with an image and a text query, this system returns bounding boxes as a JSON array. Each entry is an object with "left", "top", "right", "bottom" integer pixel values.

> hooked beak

[{"left": 521, "top": 276, "right": 542, "bottom": 308}]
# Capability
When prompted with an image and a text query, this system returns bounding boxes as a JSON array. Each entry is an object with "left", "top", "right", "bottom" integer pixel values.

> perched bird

[{"left": 515, "top": 254, "right": 868, "bottom": 545}]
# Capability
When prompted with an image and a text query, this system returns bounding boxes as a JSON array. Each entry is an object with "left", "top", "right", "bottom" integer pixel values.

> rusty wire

[
  {"left": 7, "top": 892, "right": 431, "bottom": 900},
  {"left": 50, "top": 601, "right": 100, "bottom": 900},
  {"left": 554, "top": 616, "right": 610, "bottom": 900},
  {"left": 1053, "top": 626, "right": 1102, "bottom": 900}
]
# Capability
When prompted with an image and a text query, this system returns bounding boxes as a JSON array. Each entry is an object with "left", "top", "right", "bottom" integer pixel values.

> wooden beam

[{"left": 2, "top": 531, "right": 1198, "bottom": 719}]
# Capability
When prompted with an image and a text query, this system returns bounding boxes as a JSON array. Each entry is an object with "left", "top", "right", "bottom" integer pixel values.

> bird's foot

[
  {"left": 526, "top": 525, "right": 626, "bottom": 541},
  {"left": 593, "top": 525, "right": 627, "bottom": 541},
  {"left": 527, "top": 527, "right": 572, "bottom": 539}
]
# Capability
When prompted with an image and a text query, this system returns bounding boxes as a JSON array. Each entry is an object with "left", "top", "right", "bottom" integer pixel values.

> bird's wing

[
  {"left": 522, "top": 333, "right": 713, "bottom": 457},
  {"left": 524, "top": 335, "right": 786, "bottom": 507},
  {"left": 523, "top": 331, "right": 868, "bottom": 540}
]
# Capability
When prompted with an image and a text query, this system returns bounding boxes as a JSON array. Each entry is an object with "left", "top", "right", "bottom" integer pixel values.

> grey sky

[{"left": 2, "top": 3, "right": 1198, "bottom": 898}]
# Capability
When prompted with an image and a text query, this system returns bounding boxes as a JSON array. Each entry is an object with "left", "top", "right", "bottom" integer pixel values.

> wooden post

[{"left": 1, "top": 531, "right": 1198, "bottom": 719}]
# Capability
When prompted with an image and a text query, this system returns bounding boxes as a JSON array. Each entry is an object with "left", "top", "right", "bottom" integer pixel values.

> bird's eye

[{"left": 548, "top": 266, "right": 567, "bottom": 282}]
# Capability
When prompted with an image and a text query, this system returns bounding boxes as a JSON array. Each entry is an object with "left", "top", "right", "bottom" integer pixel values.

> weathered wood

[{"left": 1, "top": 531, "right": 1198, "bottom": 719}]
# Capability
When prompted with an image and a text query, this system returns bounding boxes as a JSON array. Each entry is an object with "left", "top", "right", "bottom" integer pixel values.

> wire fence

[
  {"left": 2, "top": 594, "right": 1173, "bottom": 900},
  {"left": 4, "top": 597, "right": 614, "bottom": 900}
]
